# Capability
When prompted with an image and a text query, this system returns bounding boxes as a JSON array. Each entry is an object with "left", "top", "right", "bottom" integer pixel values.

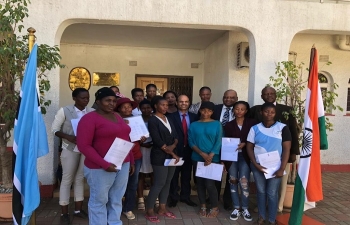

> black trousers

[
  {"left": 169, "top": 146, "right": 193, "bottom": 201},
  {"left": 215, "top": 174, "right": 232, "bottom": 206}
]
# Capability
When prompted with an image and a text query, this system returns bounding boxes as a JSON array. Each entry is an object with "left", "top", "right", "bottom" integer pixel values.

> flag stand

[
  {"left": 28, "top": 27, "right": 36, "bottom": 225},
  {"left": 276, "top": 213, "right": 324, "bottom": 225}
]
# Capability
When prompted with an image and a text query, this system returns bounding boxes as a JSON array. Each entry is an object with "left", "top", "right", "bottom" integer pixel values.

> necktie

[
  {"left": 182, "top": 114, "right": 188, "bottom": 146},
  {"left": 221, "top": 107, "right": 230, "bottom": 126}
]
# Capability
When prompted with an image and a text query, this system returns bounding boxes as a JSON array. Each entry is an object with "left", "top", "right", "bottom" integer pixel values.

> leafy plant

[
  {"left": 269, "top": 61, "right": 343, "bottom": 183},
  {"left": 0, "top": 0, "right": 64, "bottom": 189}
]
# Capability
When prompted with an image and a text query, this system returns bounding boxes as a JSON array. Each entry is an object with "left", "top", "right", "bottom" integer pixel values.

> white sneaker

[
  {"left": 230, "top": 209, "right": 241, "bottom": 221},
  {"left": 123, "top": 211, "right": 135, "bottom": 220},
  {"left": 242, "top": 209, "right": 253, "bottom": 221}
]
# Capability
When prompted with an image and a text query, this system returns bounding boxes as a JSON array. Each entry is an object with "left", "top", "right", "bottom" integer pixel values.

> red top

[
  {"left": 77, "top": 111, "right": 134, "bottom": 169},
  {"left": 131, "top": 141, "right": 142, "bottom": 160}
]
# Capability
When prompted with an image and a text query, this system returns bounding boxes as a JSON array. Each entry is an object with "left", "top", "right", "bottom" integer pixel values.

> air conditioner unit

[{"left": 237, "top": 42, "right": 249, "bottom": 68}]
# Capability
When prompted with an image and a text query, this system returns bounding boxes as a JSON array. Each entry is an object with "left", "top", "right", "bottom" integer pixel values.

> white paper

[
  {"left": 104, "top": 137, "right": 135, "bottom": 170},
  {"left": 125, "top": 116, "right": 150, "bottom": 142},
  {"left": 71, "top": 118, "right": 81, "bottom": 136},
  {"left": 195, "top": 162, "right": 223, "bottom": 181},
  {"left": 221, "top": 137, "right": 240, "bottom": 161},
  {"left": 257, "top": 151, "right": 286, "bottom": 179},
  {"left": 164, "top": 157, "right": 184, "bottom": 166}
]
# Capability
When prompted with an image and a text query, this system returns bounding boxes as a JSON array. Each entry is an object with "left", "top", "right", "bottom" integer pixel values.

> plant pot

[
  {"left": 0, "top": 193, "right": 12, "bottom": 219},
  {"left": 283, "top": 184, "right": 294, "bottom": 208}
]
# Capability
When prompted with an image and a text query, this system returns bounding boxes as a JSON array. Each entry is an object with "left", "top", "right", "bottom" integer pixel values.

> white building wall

[
  {"left": 20, "top": 0, "right": 350, "bottom": 184},
  {"left": 203, "top": 32, "right": 230, "bottom": 103},
  {"left": 59, "top": 44, "right": 204, "bottom": 107}
]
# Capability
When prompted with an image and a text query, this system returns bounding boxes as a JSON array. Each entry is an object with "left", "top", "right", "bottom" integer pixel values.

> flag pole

[{"left": 27, "top": 26, "right": 37, "bottom": 225}]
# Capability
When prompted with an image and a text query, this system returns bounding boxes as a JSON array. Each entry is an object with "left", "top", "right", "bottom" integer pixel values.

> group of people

[{"left": 52, "top": 83, "right": 299, "bottom": 225}]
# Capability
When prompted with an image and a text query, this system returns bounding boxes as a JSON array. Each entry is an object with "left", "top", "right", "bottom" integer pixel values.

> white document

[
  {"left": 221, "top": 137, "right": 240, "bottom": 161},
  {"left": 257, "top": 151, "right": 286, "bottom": 179},
  {"left": 125, "top": 116, "right": 150, "bottom": 142},
  {"left": 195, "top": 162, "right": 223, "bottom": 181},
  {"left": 104, "top": 137, "right": 135, "bottom": 170},
  {"left": 164, "top": 157, "right": 185, "bottom": 166},
  {"left": 70, "top": 118, "right": 81, "bottom": 136}
]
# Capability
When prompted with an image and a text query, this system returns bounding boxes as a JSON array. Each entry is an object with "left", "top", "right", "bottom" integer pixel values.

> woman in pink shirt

[{"left": 77, "top": 87, "right": 135, "bottom": 225}]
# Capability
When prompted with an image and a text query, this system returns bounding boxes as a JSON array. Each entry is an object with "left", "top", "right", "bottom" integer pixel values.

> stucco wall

[
  {"left": 203, "top": 32, "right": 230, "bottom": 103},
  {"left": 20, "top": 0, "right": 350, "bottom": 184},
  {"left": 59, "top": 44, "right": 204, "bottom": 107}
]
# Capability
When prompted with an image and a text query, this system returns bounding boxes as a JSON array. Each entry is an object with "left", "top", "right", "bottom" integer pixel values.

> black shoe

[
  {"left": 224, "top": 203, "right": 233, "bottom": 211},
  {"left": 167, "top": 199, "right": 178, "bottom": 207},
  {"left": 74, "top": 210, "right": 88, "bottom": 219},
  {"left": 60, "top": 214, "right": 71, "bottom": 225},
  {"left": 180, "top": 199, "right": 198, "bottom": 207}
]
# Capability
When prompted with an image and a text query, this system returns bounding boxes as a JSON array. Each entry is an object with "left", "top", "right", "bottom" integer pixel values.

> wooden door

[{"left": 136, "top": 76, "right": 168, "bottom": 96}]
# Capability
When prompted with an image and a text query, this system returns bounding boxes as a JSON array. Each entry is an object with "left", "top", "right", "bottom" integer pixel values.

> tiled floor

[{"left": 1, "top": 172, "right": 349, "bottom": 225}]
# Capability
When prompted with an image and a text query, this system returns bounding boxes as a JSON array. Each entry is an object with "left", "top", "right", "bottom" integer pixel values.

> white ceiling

[{"left": 61, "top": 23, "right": 228, "bottom": 50}]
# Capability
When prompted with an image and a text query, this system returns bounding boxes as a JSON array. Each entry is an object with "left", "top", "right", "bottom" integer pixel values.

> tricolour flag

[
  {"left": 12, "top": 44, "right": 49, "bottom": 225},
  {"left": 289, "top": 47, "right": 328, "bottom": 225}
]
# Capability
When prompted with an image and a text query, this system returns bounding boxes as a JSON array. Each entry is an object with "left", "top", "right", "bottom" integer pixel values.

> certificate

[
  {"left": 104, "top": 137, "right": 135, "bottom": 170},
  {"left": 164, "top": 158, "right": 185, "bottom": 166},
  {"left": 221, "top": 137, "right": 240, "bottom": 161},
  {"left": 257, "top": 151, "right": 286, "bottom": 179},
  {"left": 195, "top": 162, "right": 223, "bottom": 181},
  {"left": 124, "top": 116, "right": 149, "bottom": 142}
]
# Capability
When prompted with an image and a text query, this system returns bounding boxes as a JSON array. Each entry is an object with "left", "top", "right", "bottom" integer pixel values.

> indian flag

[{"left": 289, "top": 47, "right": 328, "bottom": 225}]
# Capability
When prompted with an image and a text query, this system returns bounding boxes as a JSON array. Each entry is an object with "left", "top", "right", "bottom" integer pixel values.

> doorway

[{"left": 135, "top": 75, "right": 194, "bottom": 102}]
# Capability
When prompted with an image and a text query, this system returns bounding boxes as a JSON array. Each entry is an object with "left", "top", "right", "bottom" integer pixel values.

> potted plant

[
  {"left": 269, "top": 60, "right": 343, "bottom": 208},
  {"left": 0, "top": 0, "right": 63, "bottom": 219}
]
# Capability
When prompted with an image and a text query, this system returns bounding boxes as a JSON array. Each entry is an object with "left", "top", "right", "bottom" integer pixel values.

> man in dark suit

[
  {"left": 212, "top": 89, "right": 238, "bottom": 211},
  {"left": 248, "top": 86, "right": 299, "bottom": 213},
  {"left": 167, "top": 95, "right": 198, "bottom": 207}
]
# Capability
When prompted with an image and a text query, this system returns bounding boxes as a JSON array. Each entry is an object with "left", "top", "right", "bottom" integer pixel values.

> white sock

[{"left": 74, "top": 210, "right": 80, "bottom": 214}]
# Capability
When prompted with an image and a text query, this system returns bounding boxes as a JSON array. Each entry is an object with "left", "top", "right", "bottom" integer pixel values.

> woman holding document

[
  {"left": 77, "top": 87, "right": 135, "bottom": 225},
  {"left": 51, "top": 88, "right": 93, "bottom": 224},
  {"left": 223, "top": 101, "right": 257, "bottom": 221},
  {"left": 188, "top": 101, "right": 222, "bottom": 218},
  {"left": 145, "top": 96, "right": 179, "bottom": 223},
  {"left": 115, "top": 97, "right": 147, "bottom": 220},
  {"left": 246, "top": 102, "right": 291, "bottom": 225}
]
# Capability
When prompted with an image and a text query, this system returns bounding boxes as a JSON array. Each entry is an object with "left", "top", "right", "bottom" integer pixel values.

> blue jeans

[
  {"left": 251, "top": 162, "right": 281, "bottom": 223},
  {"left": 123, "top": 158, "right": 142, "bottom": 212},
  {"left": 228, "top": 152, "right": 250, "bottom": 209},
  {"left": 84, "top": 163, "right": 130, "bottom": 225}
]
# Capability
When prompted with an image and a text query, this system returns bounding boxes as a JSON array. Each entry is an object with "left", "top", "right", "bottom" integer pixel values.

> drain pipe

[{"left": 337, "top": 35, "right": 350, "bottom": 51}]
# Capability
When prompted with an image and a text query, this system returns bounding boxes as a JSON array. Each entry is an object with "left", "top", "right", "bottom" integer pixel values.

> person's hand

[
  {"left": 140, "top": 136, "right": 147, "bottom": 143},
  {"left": 105, "top": 163, "right": 118, "bottom": 172},
  {"left": 172, "top": 154, "right": 180, "bottom": 164},
  {"left": 254, "top": 164, "right": 267, "bottom": 174},
  {"left": 123, "top": 119, "right": 129, "bottom": 124},
  {"left": 129, "top": 164, "right": 135, "bottom": 176},
  {"left": 204, "top": 161, "right": 212, "bottom": 166},
  {"left": 273, "top": 168, "right": 285, "bottom": 178},
  {"left": 141, "top": 142, "right": 152, "bottom": 148},
  {"left": 66, "top": 135, "right": 76, "bottom": 144},
  {"left": 237, "top": 143, "right": 246, "bottom": 150},
  {"left": 288, "top": 154, "right": 296, "bottom": 163},
  {"left": 200, "top": 152, "right": 210, "bottom": 162}
]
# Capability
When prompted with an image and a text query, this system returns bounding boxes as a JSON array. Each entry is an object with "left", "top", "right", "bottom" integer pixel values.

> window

[{"left": 318, "top": 72, "right": 333, "bottom": 112}]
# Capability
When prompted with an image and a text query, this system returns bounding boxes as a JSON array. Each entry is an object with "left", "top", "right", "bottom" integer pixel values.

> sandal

[
  {"left": 198, "top": 207, "right": 207, "bottom": 217},
  {"left": 206, "top": 208, "right": 219, "bottom": 218},
  {"left": 145, "top": 215, "right": 160, "bottom": 223},
  {"left": 158, "top": 212, "right": 176, "bottom": 219},
  {"left": 138, "top": 198, "right": 145, "bottom": 210}
]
